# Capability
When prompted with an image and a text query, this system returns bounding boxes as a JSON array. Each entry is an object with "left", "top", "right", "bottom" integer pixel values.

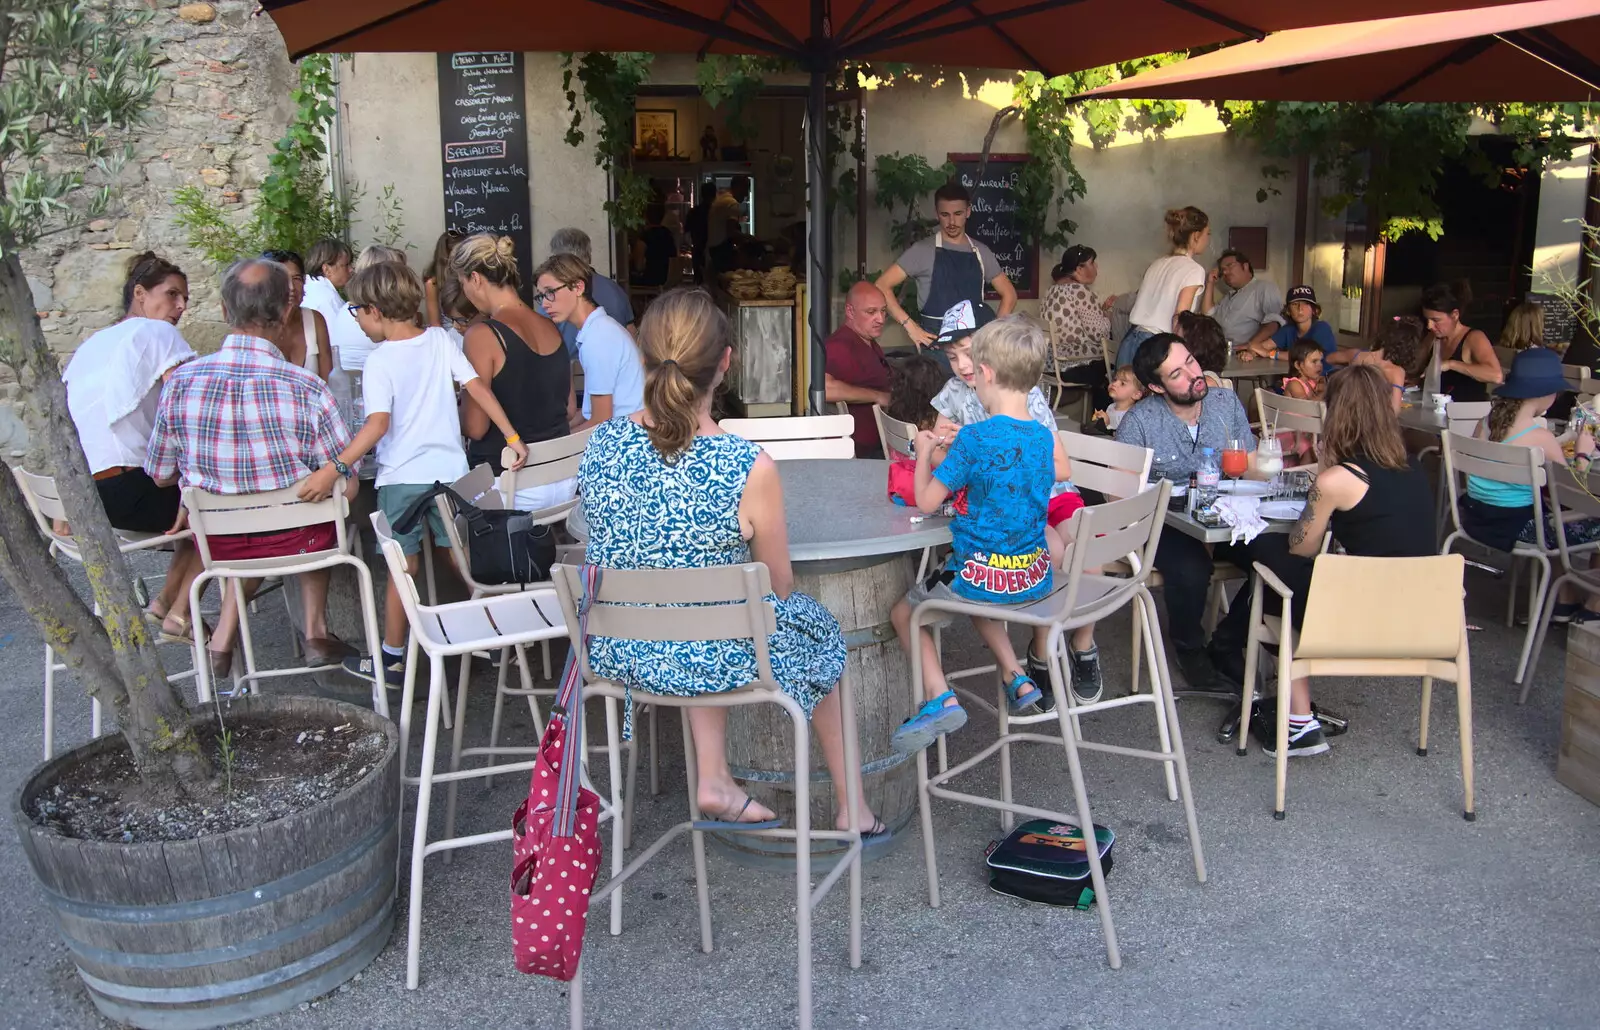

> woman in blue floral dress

[{"left": 579, "top": 288, "right": 883, "bottom": 835}]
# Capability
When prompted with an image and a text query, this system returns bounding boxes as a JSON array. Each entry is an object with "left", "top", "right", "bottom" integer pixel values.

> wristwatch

[{"left": 331, "top": 456, "right": 352, "bottom": 478}]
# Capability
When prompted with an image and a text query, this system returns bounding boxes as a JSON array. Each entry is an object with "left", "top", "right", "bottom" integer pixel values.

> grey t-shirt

[
  {"left": 896, "top": 235, "right": 1001, "bottom": 309},
  {"left": 1210, "top": 275, "right": 1285, "bottom": 345},
  {"left": 1114, "top": 389, "right": 1256, "bottom": 485}
]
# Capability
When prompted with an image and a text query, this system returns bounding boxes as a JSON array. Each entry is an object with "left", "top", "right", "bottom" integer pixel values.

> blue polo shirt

[{"left": 550, "top": 274, "right": 634, "bottom": 358}]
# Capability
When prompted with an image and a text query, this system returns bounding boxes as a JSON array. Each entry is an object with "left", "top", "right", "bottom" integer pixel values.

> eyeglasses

[
  {"left": 346, "top": 303, "right": 365, "bottom": 317},
  {"left": 445, "top": 315, "right": 471, "bottom": 331},
  {"left": 533, "top": 283, "right": 573, "bottom": 306}
]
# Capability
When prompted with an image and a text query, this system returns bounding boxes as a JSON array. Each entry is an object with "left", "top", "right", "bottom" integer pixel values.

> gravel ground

[{"left": 2, "top": 553, "right": 1598, "bottom": 1030}]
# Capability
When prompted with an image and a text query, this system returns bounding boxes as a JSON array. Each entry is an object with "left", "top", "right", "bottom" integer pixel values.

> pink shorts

[
  {"left": 1047, "top": 491, "right": 1086, "bottom": 529},
  {"left": 207, "top": 522, "right": 337, "bottom": 561}
]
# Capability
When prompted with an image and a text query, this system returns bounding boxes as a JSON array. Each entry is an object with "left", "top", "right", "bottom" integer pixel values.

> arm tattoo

[{"left": 1288, "top": 481, "right": 1322, "bottom": 551}]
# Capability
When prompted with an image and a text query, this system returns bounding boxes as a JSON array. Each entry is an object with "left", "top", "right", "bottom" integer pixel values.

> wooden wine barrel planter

[
  {"left": 11, "top": 696, "right": 399, "bottom": 1030},
  {"left": 719, "top": 553, "right": 920, "bottom": 860}
]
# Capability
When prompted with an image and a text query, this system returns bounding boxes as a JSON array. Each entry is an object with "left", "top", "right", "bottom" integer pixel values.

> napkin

[{"left": 1212, "top": 495, "right": 1268, "bottom": 544}]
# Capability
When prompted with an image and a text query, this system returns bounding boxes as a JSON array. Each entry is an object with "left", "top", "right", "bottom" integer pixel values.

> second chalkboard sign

[
  {"left": 947, "top": 153, "right": 1039, "bottom": 300},
  {"left": 436, "top": 52, "right": 533, "bottom": 299}
]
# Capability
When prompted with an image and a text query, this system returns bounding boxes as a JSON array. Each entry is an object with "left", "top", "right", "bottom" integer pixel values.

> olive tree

[{"left": 0, "top": 0, "right": 209, "bottom": 789}]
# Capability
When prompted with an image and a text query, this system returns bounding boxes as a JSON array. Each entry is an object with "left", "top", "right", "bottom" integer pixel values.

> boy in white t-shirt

[{"left": 325, "top": 261, "right": 528, "bottom": 687}]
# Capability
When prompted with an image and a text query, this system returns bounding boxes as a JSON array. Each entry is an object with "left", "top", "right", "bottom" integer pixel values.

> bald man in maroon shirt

[{"left": 825, "top": 281, "right": 893, "bottom": 457}]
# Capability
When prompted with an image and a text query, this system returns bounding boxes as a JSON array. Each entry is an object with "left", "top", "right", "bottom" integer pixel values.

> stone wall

[{"left": 20, "top": 1, "right": 294, "bottom": 362}]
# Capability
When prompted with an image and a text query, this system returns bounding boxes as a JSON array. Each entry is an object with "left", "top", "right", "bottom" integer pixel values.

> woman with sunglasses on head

[
  {"left": 534, "top": 252, "right": 645, "bottom": 432},
  {"left": 260, "top": 249, "right": 333, "bottom": 381},
  {"left": 450, "top": 234, "right": 577, "bottom": 511}
]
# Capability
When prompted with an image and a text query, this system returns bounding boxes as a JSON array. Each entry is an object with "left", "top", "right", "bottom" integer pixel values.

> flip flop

[
  {"left": 859, "top": 817, "right": 893, "bottom": 848},
  {"left": 692, "top": 796, "right": 782, "bottom": 832}
]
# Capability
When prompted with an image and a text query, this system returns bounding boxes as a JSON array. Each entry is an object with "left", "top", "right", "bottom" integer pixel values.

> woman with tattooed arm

[{"left": 1212, "top": 365, "right": 1435, "bottom": 757}]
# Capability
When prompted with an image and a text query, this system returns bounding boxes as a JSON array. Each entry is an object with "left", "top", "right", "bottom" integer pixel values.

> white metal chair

[
  {"left": 872, "top": 404, "right": 916, "bottom": 459},
  {"left": 13, "top": 467, "right": 198, "bottom": 757},
  {"left": 1256, "top": 390, "right": 1324, "bottom": 470},
  {"left": 1563, "top": 362, "right": 1591, "bottom": 394},
  {"left": 371, "top": 511, "right": 583, "bottom": 990},
  {"left": 912, "top": 480, "right": 1205, "bottom": 970},
  {"left": 718, "top": 414, "right": 856, "bottom": 460},
  {"left": 1057, "top": 431, "right": 1240, "bottom": 689},
  {"left": 551, "top": 561, "right": 865, "bottom": 1030},
  {"left": 182, "top": 482, "right": 387, "bottom": 717},
  {"left": 1439, "top": 431, "right": 1594, "bottom": 687},
  {"left": 1239, "top": 554, "right": 1474, "bottom": 819},
  {"left": 1524, "top": 463, "right": 1600, "bottom": 703},
  {"left": 1416, "top": 400, "right": 1491, "bottom": 542}
]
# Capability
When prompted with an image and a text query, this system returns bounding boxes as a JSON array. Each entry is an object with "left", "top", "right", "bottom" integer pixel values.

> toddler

[
  {"left": 886, "top": 354, "right": 962, "bottom": 509},
  {"left": 1280, "top": 339, "right": 1325, "bottom": 465},
  {"left": 1094, "top": 364, "right": 1146, "bottom": 433}
]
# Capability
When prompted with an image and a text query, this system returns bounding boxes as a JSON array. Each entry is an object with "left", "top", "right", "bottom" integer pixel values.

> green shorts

[{"left": 377, "top": 483, "right": 452, "bottom": 556}]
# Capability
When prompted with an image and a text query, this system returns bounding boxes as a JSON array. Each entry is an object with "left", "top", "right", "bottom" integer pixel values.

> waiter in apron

[{"left": 875, "top": 180, "right": 1018, "bottom": 371}]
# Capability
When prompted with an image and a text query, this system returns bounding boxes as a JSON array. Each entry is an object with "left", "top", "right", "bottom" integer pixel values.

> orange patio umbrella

[
  {"left": 1076, "top": 0, "right": 1600, "bottom": 102},
  {"left": 258, "top": 0, "right": 1512, "bottom": 411}
]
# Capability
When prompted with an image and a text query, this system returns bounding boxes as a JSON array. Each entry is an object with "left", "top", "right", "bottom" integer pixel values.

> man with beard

[{"left": 1116, "top": 333, "right": 1259, "bottom": 690}]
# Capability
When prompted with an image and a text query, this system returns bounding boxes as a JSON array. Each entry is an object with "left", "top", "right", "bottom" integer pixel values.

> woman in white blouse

[
  {"left": 61, "top": 252, "right": 205, "bottom": 643},
  {"left": 1115, "top": 206, "right": 1211, "bottom": 368}
]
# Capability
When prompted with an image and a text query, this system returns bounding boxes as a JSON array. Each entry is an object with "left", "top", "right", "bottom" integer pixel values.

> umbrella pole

[{"left": 805, "top": 61, "right": 829, "bottom": 415}]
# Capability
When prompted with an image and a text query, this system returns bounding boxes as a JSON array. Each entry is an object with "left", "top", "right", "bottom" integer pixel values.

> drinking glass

[
  {"left": 1220, "top": 438, "right": 1249, "bottom": 487},
  {"left": 1255, "top": 437, "right": 1284, "bottom": 497}
]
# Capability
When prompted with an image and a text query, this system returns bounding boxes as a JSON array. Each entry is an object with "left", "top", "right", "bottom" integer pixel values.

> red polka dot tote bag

[{"left": 512, "top": 564, "right": 603, "bottom": 981}]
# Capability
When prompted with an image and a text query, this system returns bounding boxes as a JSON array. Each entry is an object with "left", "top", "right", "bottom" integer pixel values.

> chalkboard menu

[
  {"left": 948, "top": 153, "right": 1039, "bottom": 300},
  {"left": 437, "top": 52, "right": 532, "bottom": 298},
  {"left": 1527, "top": 291, "right": 1581, "bottom": 347}
]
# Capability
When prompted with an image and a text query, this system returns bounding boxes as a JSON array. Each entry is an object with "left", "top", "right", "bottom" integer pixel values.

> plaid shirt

[{"left": 146, "top": 333, "right": 351, "bottom": 494}]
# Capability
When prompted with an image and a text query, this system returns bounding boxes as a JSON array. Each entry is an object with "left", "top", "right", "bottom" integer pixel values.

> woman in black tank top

[
  {"left": 451, "top": 234, "right": 576, "bottom": 474},
  {"left": 1212, "top": 366, "right": 1433, "bottom": 754}
]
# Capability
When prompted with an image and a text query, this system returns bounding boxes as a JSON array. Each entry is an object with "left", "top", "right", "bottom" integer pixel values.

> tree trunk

[{"left": 0, "top": 247, "right": 211, "bottom": 791}]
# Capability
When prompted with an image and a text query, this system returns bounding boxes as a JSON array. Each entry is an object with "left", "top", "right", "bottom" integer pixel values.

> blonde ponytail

[{"left": 636, "top": 288, "right": 730, "bottom": 459}]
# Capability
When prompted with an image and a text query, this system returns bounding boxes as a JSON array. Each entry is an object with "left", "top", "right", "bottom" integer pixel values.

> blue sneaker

[{"left": 892, "top": 691, "right": 968, "bottom": 755}]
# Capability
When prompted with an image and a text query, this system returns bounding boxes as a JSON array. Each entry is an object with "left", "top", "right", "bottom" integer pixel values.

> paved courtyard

[{"left": 2, "top": 551, "right": 1598, "bottom": 1030}]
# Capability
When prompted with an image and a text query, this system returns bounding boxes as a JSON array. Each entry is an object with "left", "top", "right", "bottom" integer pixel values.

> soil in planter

[{"left": 29, "top": 714, "right": 389, "bottom": 843}]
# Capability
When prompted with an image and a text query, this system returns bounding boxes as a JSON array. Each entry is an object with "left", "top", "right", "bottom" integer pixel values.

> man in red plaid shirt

[{"left": 146, "top": 258, "right": 359, "bottom": 679}]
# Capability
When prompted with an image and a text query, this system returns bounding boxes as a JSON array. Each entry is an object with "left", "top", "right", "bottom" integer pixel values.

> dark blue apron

[{"left": 916, "top": 236, "right": 992, "bottom": 373}]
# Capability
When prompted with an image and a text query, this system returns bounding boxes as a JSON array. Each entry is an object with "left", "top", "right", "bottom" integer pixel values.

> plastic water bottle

[{"left": 1196, "top": 447, "right": 1221, "bottom": 511}]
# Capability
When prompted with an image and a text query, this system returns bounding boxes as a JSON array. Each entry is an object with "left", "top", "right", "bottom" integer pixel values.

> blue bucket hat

[{"left": 1495, "top": 346, "right": 1569, "bottom": 399}]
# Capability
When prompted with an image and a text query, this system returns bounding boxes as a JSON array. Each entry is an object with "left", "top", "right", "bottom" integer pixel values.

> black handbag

[{"left": 394, "top": 482, "right": 557, "bottom": 587}]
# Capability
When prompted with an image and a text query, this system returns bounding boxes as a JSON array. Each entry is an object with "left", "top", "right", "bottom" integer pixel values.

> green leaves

[
  {"left": 0, "top": 0, "right": 161, "bottom": 256},
  {"left": 1218, "top": 99, "right": 1598, "bottom": 242},
  {"left": 871, "top": 152, "right": 955, "bottom": 253},
  {"left": 559, "top": 52, "right": 654, "bottom": 231}
]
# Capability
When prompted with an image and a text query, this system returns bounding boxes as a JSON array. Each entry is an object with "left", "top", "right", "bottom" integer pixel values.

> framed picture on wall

[{"left": 635, "top": 109, "right": 677, "bottom": 160}]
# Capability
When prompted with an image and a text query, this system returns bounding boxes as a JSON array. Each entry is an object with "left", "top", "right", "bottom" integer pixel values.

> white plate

[
  {"left": 1217, "top": 479, "right": 1271, "bottom": 497},
  {"left": 1259, "top": 500, "right": 1305, "bottom": 521}
]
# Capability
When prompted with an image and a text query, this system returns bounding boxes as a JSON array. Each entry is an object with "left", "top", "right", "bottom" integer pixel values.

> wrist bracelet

[{"left": 505, "top": 433, "right": 522, "bottom": 444}]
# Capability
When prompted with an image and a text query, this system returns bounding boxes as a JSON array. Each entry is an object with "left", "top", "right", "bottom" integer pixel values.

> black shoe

[
  {"left": 1251, "top": 707, "right": 1330, "bottom": 757},
  {"left": 1208, "top": 643, "right": 1247, "bottom": 690},
  {"left": 343, "top": 653, "right": 406, "bottom": 689},
  {"left": 1026, "top": 649, "right": 1056, "bottom": 712},
  {"left": 1174, "top": 648, "right": 1220, "bottom": 691},
  {"left": 1070, "top": 647, "right": 1104, "bottom": 705}
]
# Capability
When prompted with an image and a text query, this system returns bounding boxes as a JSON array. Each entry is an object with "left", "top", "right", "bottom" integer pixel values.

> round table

[
  {"left": 721, "top": 460, "right": 949, "bottom": 861},
  {"left": 570, "top": 458, "right": 951, "bottom": 862}
]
